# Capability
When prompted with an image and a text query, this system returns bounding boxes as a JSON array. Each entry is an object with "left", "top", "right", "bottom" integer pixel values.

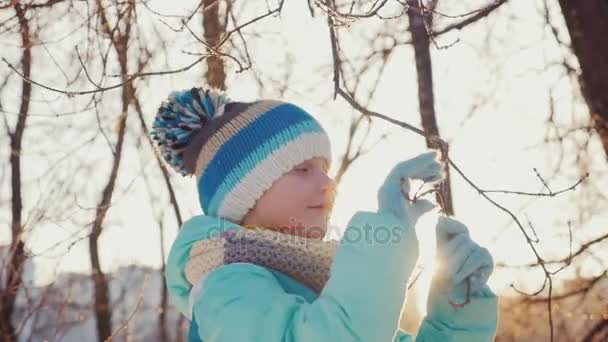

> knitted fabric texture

[
  {"left": 150, "top": 88, "right": 332, "bottom": 224},
  {"left": 185, "top": 227, "right": 337, "bottom": 294}
]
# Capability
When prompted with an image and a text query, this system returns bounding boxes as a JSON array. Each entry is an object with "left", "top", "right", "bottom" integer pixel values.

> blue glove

[
  {"left": 417, "top": 216, "right": 498, "bottom": 342},
  {"left": 377, "top": 150, "right": 446, "bottom": 227},
  {"left": 433, "top": 216, "right": 493, "bottom": 293}
]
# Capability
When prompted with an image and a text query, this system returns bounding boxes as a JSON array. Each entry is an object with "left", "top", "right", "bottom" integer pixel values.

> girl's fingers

[
  {"left": 452, "top": 248, "right": 484, "bottom": 285},
  {"left": 399, "top": 176, "right": 412, "bottom": 197},
  {"left": 439, "top": 233, "right": 469, "bottom": 258},
  {"left": 436, "top": 216, "right": 470, "bottom": 244},
  {"left": 411, "top": 150, "right": 440, "bottom": 166},
  {"left": 433, "top": 215, "right": 494, "bottom": 291},
  {"left": 411, "top": 198, "right": 436, "bottom": 217},
  {"left": 453, "top": 247, "right": 493, "bottom": 286},
  {"left": 411, "top": 159, "right": 444, "bottom": 182},
  {"left": 417, "top": 165, "right": 444, "bottom": 184},
  {"left": 397, "top": 151, "right": 440, "bottom": 180},
  {"left": 438, "top": 235, "right": 472, "bottom": 273},
  {"left": 469, "top": 265, "right": 492, "bottom": 291}
]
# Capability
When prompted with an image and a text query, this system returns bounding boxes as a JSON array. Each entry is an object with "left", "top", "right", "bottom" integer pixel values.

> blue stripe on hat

[
  {"left": 198, "top": 103, "right": 316, "bottom": 211},
  {"left": 205, "top": 121, "right": 324, "bottom": 215}
]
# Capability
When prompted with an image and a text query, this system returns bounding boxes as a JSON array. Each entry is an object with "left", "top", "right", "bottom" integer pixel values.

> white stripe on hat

[{"left": 217, "top": 131, "right": 331, "bottom": 223}]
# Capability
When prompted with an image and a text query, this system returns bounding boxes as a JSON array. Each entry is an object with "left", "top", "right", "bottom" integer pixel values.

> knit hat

[{"left": 150, "top": 87, "right": 332, "bottom": 224}]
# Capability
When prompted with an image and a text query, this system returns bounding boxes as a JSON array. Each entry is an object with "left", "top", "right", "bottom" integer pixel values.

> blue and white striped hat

[{"left": 150, "top": 87, "right": 332, "bottom": 223}]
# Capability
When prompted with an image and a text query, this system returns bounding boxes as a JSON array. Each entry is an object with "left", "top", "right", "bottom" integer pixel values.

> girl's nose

[
  {"left": 320, "top": 172, "right": 336, "bottom": 192},
  {"left": 321, "top": 174, "right": 337, "bottom": 203}
]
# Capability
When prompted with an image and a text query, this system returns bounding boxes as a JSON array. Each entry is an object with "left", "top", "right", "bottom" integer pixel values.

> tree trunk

[
  {"left": 0, "top": 4, "right": 31, "bottom": 341},
  {"left": 407, "top": 1, "right": 454, "bottom": 215},
  {"left": 158, "top": 221, "right": 169, "bottom": 342},
  {"left": 558, "top": 0, "right": 608, "bottom": 161},
  {"left": 133, "top": 92, "right": 184, "bottom": 341},
  {"left": 203, "top": 0, "right": 226, "bottom": 89},
  {"left": 89, "top": 2, "right": 135, "bottom": 340},
  {"left": 88, "top": 75, "right": 129, "bottom": 342},
  {"left": 557, "top": 7, "right": 608, "bottom": 337}
]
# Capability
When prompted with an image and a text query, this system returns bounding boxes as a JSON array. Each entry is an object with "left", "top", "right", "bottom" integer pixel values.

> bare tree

[
  {"left": 321, "top": 2, "right": 589, "bottom": 340},
  {"left": 0, "top": 3, "right": 31, "bottom": 341},
  {"left": 202, "top": 0, "right": 227, "bottom": 89},
  {"left": 558, "top": 0, "right": 608, "bottom": 161},
  {"left": 406, "top": 0, "right": 454, "bottom": 214},
  {"left": 133, "top": 94, "right": 184, "bottom": 342},
  {"left": 87, "top": 1, "right": 137, "bottom": 340}
]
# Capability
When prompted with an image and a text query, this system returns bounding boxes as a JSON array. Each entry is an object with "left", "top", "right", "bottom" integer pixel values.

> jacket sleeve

[
  {"left": 415, "top": 284, "right": 498, "bottom": 342},
  {"left": 191, "top": 210, "right": 420, "bottom": 341}
]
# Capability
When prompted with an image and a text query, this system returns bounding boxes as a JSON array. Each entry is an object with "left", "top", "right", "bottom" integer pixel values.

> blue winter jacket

[{"left": 166, "top": 210, "right": 498, "bottom": 341}]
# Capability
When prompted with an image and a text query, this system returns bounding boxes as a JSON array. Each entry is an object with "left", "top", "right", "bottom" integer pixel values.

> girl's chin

[
  {"left": 283, "top": 220, "right": 326, "bottom": 239},
  {"left": 265, "top": 221, "right": 325, "bottom": 239},
  {"left": 259, "top": 214, "right": 327, "bottom": 239},
  {"left": 301, "top": 221, "right": 327, "bottom": 239}
]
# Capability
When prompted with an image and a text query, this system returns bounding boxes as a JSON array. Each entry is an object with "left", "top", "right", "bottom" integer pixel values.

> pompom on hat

[{"left": 150, "top": 87, "right": 332, "bottom": 224}]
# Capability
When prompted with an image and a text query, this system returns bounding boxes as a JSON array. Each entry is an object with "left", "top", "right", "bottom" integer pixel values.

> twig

[
  {"left": 482, "top": 173, "right": 588, "bottom": 196},
  {"left": 1, "top": 55, "right": 207, "bottom": 96}
]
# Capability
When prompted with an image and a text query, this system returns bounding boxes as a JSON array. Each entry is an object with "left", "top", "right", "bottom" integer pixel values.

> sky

[{"left": 1, "top": 0, "right": 607, "bottom": 315}]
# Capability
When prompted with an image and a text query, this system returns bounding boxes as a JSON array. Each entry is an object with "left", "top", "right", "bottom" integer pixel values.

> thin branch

[
  {"left": 431, "top": 0, "right": 509, "bottom": 37},
  {"left": 502, "top": 232, "right": 608, "bottom": 268},
  {"left": 482, "top": 173, "right": 588, "bottom": 196},
  {"left": 524, "top": 270, "right": 607, "bottom": 303},
  {"left": 314, "top": 0, "right": 391, "bottom": 20},
  {"left": 1, "top": 55, "right": 207, "bottom": 96}
]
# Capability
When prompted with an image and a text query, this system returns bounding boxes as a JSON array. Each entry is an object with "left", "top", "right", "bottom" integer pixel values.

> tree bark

[
  {"left": 133, "top": 95, "right": 183, "bottom": 342},
  {"left": 558, "top": 0, "right": 608, "bottom": 161},
  {"left": 88, "top": 70, "right": 129, "bottom": 342},
  {"left": 89, "top": 1, "right": 135, "bottom": 340},
  {"left": 0, "top": 4, "right": 31, "bottom": 341},
  {"left": 203, "top": 0, "right": 226, "bottom": 89},
  {"left": 407, "top": 1, "right": 454, "bottom": 215}
]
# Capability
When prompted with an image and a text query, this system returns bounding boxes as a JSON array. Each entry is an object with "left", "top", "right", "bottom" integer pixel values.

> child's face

[{"left": 241, "top": 157, "right": 336, "bottom": 239}]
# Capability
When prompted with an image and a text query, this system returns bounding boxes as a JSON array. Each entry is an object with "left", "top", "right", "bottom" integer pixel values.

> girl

[{"left": 151, "top": 87, "right": 498, "bottom": 341}]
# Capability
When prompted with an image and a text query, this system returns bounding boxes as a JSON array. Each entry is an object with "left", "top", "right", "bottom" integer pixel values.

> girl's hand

[
  {"left": 420, "top": 216, "right": 498, "bottom": 339},
  {"left": 377, "top": 150, "right": 446, "bottom": 227},
  {"left": 434, "top": 216, "right": 493, "bottom": 295}
]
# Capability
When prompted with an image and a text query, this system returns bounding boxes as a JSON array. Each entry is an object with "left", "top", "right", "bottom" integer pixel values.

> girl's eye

[{"left": 295, "top": 167, "right": 309, "bottom": 173}]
